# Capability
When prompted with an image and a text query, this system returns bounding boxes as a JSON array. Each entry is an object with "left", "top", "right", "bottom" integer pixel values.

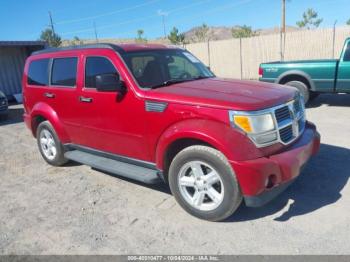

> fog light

[{"left": 252, "top": 132, "right": 278, "bottom": 144}]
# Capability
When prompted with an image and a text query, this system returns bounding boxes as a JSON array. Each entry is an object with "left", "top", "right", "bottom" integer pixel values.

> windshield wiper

[
  {"left": 149, "top": 76, "right": 214, "bottom": 89},
  {"left": 188, "top": 75, "right": 214, "bottom": 81},
  {"left": 149, "top": 79, "right": 189, "bottom": 89}
]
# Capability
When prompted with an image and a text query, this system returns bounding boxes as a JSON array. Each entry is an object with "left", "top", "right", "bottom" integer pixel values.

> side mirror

[{"left": 95, "top": 74, "right": 124, "bottom": 93}]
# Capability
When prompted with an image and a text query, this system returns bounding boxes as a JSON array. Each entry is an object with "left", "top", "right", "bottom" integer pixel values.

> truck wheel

[
  {"left": 285, "top": 81, "right": 310, "bottom": 103},
  {"left": 36, "top": 121, "right": 68, "bottom": 166},
  {"left": 168, "top": 145, "right": 242, "bottom": 221}
]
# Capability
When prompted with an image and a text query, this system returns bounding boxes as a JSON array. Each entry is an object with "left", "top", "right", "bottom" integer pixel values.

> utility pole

[
  {"left": 158, "top": 10, "right": 168, "bottom": 39},
  {"left": 93, "top": 22, "right": 99, "bottom": 43},
  {"left": 161, "top": 14, "right": 166, "bottom": 39},
  {"left": 280, "top": 0, "right": 286, "bottom": 61},
  {"left": 48, "top": 11, "right": 55, "bottom": 35}
]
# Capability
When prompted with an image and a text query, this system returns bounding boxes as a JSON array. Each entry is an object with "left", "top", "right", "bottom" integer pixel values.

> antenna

[{"left": 94, "top": 21, "right": 99, "bottom": 43}]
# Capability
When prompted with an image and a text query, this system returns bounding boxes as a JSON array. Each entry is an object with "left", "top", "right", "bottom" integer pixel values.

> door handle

[
  {"left": 79, "top": 96, "right": 93, "bottom": 103},
  {"left": 44, "top": 92, "right": 55, "bottom": 98}
]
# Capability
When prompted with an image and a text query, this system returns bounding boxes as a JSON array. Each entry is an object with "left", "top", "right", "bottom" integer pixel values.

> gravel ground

[{"left": 0, "top": 94, "right": 349, "bottom": 255}]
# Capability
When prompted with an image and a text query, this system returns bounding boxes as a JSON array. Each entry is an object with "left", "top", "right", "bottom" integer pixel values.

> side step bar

[{"left": 64, "top": 150, "right": 162, "bottom": 184}]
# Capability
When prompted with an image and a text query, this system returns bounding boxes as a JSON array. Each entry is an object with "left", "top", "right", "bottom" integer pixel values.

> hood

[{"left": 147, "top": 78, "right": 297, "bottom": 111}]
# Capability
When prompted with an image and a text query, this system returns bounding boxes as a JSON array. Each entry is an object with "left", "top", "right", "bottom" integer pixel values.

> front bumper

[{"left": 231, "top": 122, "right": 320, "bottom": 207}]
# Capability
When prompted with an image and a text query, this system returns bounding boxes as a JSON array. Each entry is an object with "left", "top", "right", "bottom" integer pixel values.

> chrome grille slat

[
  {"left": 275, "top": 106, "right": 291, "bottom": 123},
  {"left": 272, "top": 95, "right": 305, "bottom": 145}
]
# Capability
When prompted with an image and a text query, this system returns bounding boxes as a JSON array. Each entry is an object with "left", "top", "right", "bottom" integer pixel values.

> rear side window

[
  {"left": 51, "top": 57, "right": 78, "bottom": 87},
  {"left": 27, "top": 59, "right": 49, "bottom": 86},
  {"left": 85, "top": 57, "right": 118, "bottom": 88}
]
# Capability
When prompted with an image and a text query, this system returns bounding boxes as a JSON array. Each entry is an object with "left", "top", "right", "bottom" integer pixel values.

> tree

[
  {"left": 194, "top": 23, "right": 210, "bottom": 42},
  {"left": 167, "top": 27, "right": 185, "bottom": 44},
  {"left": 135, "top": 29, "right": 147, "bottom": 43},
  {"left": 39, "top": 28, "right": 62, "bottom": 47},
  {"left": 296, "top": 8, "right": 323, "bottom": 29},
  {"left": 231, "top": 25, "right": 258, "bottom": 38},
  {"left": 347, "top": 19, "right": 350, "bottom": 26},
  {"left": 68, "top": 36, "right": 84, "bottom": 46}
]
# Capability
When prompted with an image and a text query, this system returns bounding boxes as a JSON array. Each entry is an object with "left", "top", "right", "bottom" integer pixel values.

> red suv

[{"left": 23, "top": 44, "right": 320, "bottom": 221}]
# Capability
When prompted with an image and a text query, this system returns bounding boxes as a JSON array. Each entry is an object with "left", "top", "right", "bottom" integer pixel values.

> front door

[
  {"left": 336, "top": 40, "right": 350, "bottom": 93},
  {"left": 71, "top": 50, "right": 150, "bottom": 162}
]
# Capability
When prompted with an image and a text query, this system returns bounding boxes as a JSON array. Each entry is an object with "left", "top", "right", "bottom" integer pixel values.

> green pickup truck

[{"left": 259, "top": 37, "right": 350, "bottom": 103}]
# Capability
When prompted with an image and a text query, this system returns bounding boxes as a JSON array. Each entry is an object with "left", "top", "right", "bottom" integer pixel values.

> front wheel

[{"left": 168, "top": 145, "right": 242, "bottom": 221}]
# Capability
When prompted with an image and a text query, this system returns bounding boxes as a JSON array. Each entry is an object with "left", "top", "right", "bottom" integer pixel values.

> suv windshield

[{"left": 120, "top": 49, "right": 214, "bottom": 89}]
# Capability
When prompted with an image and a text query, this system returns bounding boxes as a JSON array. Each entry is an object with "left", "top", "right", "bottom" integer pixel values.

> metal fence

[{"left": 185, "top": 26, "right": 350, "bottom": 80}]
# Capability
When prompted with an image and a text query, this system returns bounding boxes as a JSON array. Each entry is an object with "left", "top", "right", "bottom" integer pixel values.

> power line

[
  {"left": 60, "top": 0, "right": 212, "bottom": 36},
  {"left": 104, "top": 0, "right": 254, "bottom": 39},
  {"left": 56, "top": 0, "right": 161, "bottom": 25}
]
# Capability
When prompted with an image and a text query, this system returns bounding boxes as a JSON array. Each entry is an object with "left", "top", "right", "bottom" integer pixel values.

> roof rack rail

[{"left": 32, "top": 43, "right": 125, "bottom": 55}]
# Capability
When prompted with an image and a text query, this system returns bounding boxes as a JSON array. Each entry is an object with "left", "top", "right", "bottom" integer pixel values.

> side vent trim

[{"left": 145, "top": 101, "right": 168, "bottom": 112}]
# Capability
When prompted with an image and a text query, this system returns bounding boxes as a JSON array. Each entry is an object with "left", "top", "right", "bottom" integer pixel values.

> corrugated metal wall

[{"left": 0, "top": 47, "right": 27, "bottom": 97}]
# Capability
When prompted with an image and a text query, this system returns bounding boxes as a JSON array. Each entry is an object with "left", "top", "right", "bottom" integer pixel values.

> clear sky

[{"left": 1, "top": 0, "right": 349, "bottom": 41}]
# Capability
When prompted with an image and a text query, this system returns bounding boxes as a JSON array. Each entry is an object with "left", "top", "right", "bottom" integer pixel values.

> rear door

[
  {"left": 48, "top": 55, "right": 81, "bottom": 138},
  {"left": 336, "top": 40, "right": 350, "bottom": 92},
  {"left": 71, "top": 49, "right": 150, "bottom": 161}
]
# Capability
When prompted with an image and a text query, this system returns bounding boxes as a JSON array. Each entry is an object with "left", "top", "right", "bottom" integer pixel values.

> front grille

[
  {"left": 294, "top": 98, "right": 301, "bottom": 114},
  {"left": 273, "top": 96, "right": 305, "bottom": 145},
  {"left": 279, "top": 125, "right": 294, "bottom": 143},
  {"left": 275, "top": 106, "right": 291, "bottom": 124}
]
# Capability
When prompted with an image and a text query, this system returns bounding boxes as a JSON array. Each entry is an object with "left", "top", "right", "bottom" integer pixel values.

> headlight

[
  {"left": 229, "top": 111, "right": 278, "bottom": 146},
  {"left": 232, "top": 113, "right": 275, "bottom": 133}
]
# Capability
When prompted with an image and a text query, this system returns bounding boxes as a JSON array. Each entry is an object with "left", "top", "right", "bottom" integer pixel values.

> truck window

[
  {"left": 85, "top": 57, "right": 118, "bottom": 88},
  {"left": 51, "top": 57, "right": 78, "bottom": 87},
  {"left": 27, "top": 59, "right": 50, "bottom": 86},
  {"left": 343, "top": 42, "right": 350, "bottom": 62}
]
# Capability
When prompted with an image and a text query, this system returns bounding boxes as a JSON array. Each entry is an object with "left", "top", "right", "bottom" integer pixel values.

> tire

[
  {"left": 168, "top": 145, "right": 242, "bottom": 221},
  {"left": 0, "top": 112, "right": 8, "bottom": 121},
  {"left": 285, "top": 81, "right": 310, "bottom": 104},
  {"left": 309, "top": 92, "right": 319, "bottom": 102},
  {"left": 36, "top": 121, "right": 68, "bottom": 166}
]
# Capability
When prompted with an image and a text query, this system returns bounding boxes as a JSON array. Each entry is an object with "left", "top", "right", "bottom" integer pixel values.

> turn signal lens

[{"left": 233, "top": 116, "right": 252, "bottom": 133}]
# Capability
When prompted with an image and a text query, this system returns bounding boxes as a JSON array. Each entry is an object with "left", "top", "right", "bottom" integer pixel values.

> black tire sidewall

[
  {"left": 285, "top": 81, "right": 310, "bottom": 103},
  {"left": 36, "top": 121, "right": 67, "bottom": 166},
  {"left": 169, "top": 146, "right": 242, "bottom": 221}
]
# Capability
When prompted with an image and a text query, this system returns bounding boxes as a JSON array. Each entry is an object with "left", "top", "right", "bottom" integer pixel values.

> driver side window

[
  {"left": 85, "top": 57, "right": 118, "bottom": 88},
  {"left": 168, "top": 56, "right": 200, "bottom": 79}
]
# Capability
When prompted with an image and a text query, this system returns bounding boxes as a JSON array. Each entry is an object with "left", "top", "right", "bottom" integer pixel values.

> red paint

[{"left": 22, "top": 44, "right": 320, "bottom": 198}]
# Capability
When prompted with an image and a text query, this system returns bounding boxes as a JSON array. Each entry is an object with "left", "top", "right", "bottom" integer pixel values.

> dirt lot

[{"left": 0, "top": 94, "right": 349, "bottom": 255}]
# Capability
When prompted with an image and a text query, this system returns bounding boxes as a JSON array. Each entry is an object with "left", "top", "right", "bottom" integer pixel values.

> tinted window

[
  {"left": 28, "top": 59, "right": 49, "bottom": 86},
  {"left": 343, "top": 42, "right": 350, "bottom": 62},
  {"left": 51, "top": 57, "right": 77, "bottom": 87},
  {"left": 85, "top": 57, "right": 117, "bottom": 88},
  {"left": 121, "top": 50, "right": 214, "bottom": 88}
]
